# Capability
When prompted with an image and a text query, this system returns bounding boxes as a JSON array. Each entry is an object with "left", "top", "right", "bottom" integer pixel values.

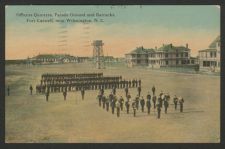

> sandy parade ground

[{"left": 5, "top": 63, "right": 220, "bottom": 143}]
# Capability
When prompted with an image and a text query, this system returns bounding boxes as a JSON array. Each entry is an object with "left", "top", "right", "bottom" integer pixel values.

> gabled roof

[
  {"left": 157, "top": 44, "right": 190, "bottom": 52},
  {"left": 208, "top": 36, "right": 220, "bottom": 49},
  {"left": 129, "top": 47, "right": 155, "bottom": 54}
]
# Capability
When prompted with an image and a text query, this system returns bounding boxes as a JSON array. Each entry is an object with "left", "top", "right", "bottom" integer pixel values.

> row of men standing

[{"left": 97, "top": 85, "right": 184, "bottom": 118}]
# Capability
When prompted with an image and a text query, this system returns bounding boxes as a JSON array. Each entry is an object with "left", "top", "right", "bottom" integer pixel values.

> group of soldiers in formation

[
  {"left": 34, "top": 73, "right": 140, "bottom": 102},
  {"left": 34, "top": 73, "right": 141, "bottom": 98},
  {"left": 97, "top": 85, "right": 185, "bottom": 119},
  {"left": 6, "top": 72, "right": 185, "bottom": 120}
]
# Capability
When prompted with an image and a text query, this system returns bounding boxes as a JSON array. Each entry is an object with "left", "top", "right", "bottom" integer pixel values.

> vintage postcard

[{"left": 5, "top": 5, "right": 220, "bottom": 143}]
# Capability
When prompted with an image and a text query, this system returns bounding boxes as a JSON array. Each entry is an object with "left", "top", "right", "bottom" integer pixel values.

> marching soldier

[
  {"left": 102, "top": 95, "right": 106, "bottom": 109},
  {"left": 111, "top": 97, "right": 116, "bottom": 114},
  {"left": 63, "top": 90, "right": 67, "bottom": 101},
  {"left": 125, "top": 87, "right": 128, "bottom": 97},
  {"left": 135, "top": 95, "right": 139, "bottom": 110},
  {"left": 105, "top": 97, "right": 110, "bottom": 112},
  {"left": 179, "top": 97, "right": 184, "bottom": 112},
  {"left": 152, "top": 95, "right": 156, "bottom": 109},
  {"left": 152, "top": 85, "right": 155, "bottom": 96},
  {"left": 137, "top": 85, "right": 141, "bottom": 97},
  {"left": 164, "top": 99, "right": 169, "bottom": 114},
  {"left": 45, "top": 91, "right": 49, "bottom": 102},
  {"left": 29, "top": 85, "right": 33, "bottom": 95},
  {"left": 146, "top": 97, "right": 151, "bottom": 114},
  {"left": 147, "top": 92, "right": 151, "bottom": 102},
  {"left": 132, "top": 100, "right": 137, "bottom": 117},
  {"left": 116, "top": 100, "right": 120, "bottom": 117},
  {"left": 127, "top": 92, "right": 131, "bottom": 101},
  {"left": 97, "top": 93, "right": 102, "bottom": 107},
  {"left": 173, "top": 95, "right": 178, "bottom": 110},
  {"left": 156, "top": 104, "right": 161, "bottom": 119},
  {"left": 7, "top": 86, "right": 10, "bottom": 96},
  {"left": 112, "top": 86, "right": 116, "bottom": 95},
  {"left": 158, "top": 96, "right": 162, "bottom": 108},
  {"left": 140, "top": 96, "right": 145, "bottom": 112},
  {"left": 81, "top": 88, "right": 85, "bottom": 100},
  {"left": 119, "top": 96, "right": 124, "bottom": 111},
  {"left": 125, "top": 100, "right": 130, "bottom": 114}
]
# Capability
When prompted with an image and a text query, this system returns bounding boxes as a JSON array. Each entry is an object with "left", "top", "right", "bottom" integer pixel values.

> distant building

[
  {"left": 198, "top": 36, "right": 220, "bottom": 72},
  {"left": 30, "top": 54, "right": 78, "bottom": 64},
  {"left": 125, "top": 44, "right": 197, "bottom": 68},
  {"left": 148, "top": 44, "right": 196, "bottom": 68},
  {"left": 125, "top": 46, "right": 154, "bottom": 67}
]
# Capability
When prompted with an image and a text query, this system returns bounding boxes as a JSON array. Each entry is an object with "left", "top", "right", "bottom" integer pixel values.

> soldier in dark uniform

[
  {"left": 112, "top": 86, "right": 116, "bottom": 95},
  {"left": 146, "top": 98, "right": 151, "bottom": 114},
  {"left": 152, "top": 95, "right": 156, "bottom": 109},
  {"left": 7, "top": 86, "right": 10, "bottom": 96},
  {"left": 157, "top": 104, "right": 161, "bottom": 119},
  {"left": 105, "top": 97, "right": 110, "bottom": 112},
  {"left": 138, "top": 79, "right": 141, "bottom": 87},
  {"left": 158, "top": 95, "right": 163, "bottom": 108},
  {"left": 140, "top": 96, "right": 145, "bottom": 112},
  {"left": 111, "top": 97, "right": 116, "bottom": 114},
  {"left": 132, "top": 100, "right": 137, "bottom": 117},
  {"left": 29, "top": 85, "right": 33, "bottom": 95},
  {"left": 125, "top": 87, "right": 128, "bottom": 97},
  {"left": 164, "top": 99, "right": 169, "bottom": 114},
  {"left": 127, "top": 92, "right": 131, "bottom": 101},
  {"left": 135, "top": 95, "right": 139, "bottom": 110},
  {"left": 147, "top": 92, "right": 151, "bottom": 102},
  {"left": 119, "top": 96, "right": 124, "bottom": 111},
  {"left": 179, "top": 97, "right": 184, "bottom": 112},
  {"left": 173, "top": 95, "right": 178, "bottom": 110},
  {"left": 102, "top": 95, "right": 106, "bottom": 109},
  {"left": 116, "top": 100, "right": 120, "bottom": 117},
  {"left": 125, "top": 100, "right": 130, "bottom": 114},
  {"left": 63, "top": 90, "right": 67, "bottom": 101},
  {"left": 152, "top": 85, "right": 155, "bottom": 96},
  {"left": 45, "top": 91, "right": 49, "bottom": 102},
  {"left": 81, "top": 88, "right": 85, "bottom": 100},
  {"left": 137, "top": 86, "right": 141, "bottom": 97},
  {"left": 97, "top": 93, "right": 102, "bottom": 107}
]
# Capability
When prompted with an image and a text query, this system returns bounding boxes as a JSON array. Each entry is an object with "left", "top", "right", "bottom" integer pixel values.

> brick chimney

[{"left": 186, "top": 43, "right": 188, "bottom": 48}]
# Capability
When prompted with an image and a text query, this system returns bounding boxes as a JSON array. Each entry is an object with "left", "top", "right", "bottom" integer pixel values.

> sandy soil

[{"left": 5, "top": 63, "right": 220, "bottom": 143}]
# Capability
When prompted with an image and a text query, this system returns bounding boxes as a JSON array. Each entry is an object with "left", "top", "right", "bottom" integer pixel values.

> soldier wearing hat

[
  {"left": 125, "top": 86, "right": 129, "bottom": 97},
  {"left": 140, "top": 96, "right": 145, "bottom": 112},
  {"left": 164, "top": 99, "right": 169, "bottom": 114},
  {"left": 156, "top": 103, "right": 161, "bottom": 119},
  {"left": 97, "top": 92, "right": 102, "bottom": 107},
  {"left": 63, "top": 90, "right": 67, "bottom": 101},
  {"left": 45, "top": 91, "right": 49, "bottom": 102},
  {"left": 135, "top": 95, "right": 140, "bottom": 110},
  {"left": 173, "top": 95, "right": 178, "bottom": 110},
  {"left": 81, "top": 88, "right": 85, "bottom": 100},
  {"left": 116, "top": 100, "right": 120, "bottom": 117},
  {"left": 152, "top": 95, "right": 156, "bottom": 109},
  {"left": 137, "top": 85, "right": 141, "bottom": 97},
  {"left": 29, "top": 85, "right": 33, "bottom": 95},
  {"left": 152, "top": 85, "right": 156, "bottom": 96},
  {"left": 125, "top": 99, "right": 130, "bottom": 114},
  {"left": 111, "top": 96, "right": 116, "bottom": 114},
  {"left": 119, "top": 96, "right": 124, "bottom": 111},
  {"left": 179, "top": 97, "right": 184, "bottom": 112},
  {"left": 105, "top": 96, "right": 110, "bottom": 112},
  {"left": 132, "top": 100, "right": 137, "bottom": 117},
  {"left": 146, "top": 97, "right": 151, "bottom": 114}
]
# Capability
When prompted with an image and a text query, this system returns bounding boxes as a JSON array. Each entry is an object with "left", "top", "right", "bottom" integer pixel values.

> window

[
  {"left": 181, "top": 53, "right": 183, "bottom": 57},
  {"left": 176, "top": 53, "right": 179, "bottom": 57},
  {"left": 165, "top": 53, "right": 168, "bottom": 58},
  {"left": 185, "top": 53, "right": 188, "bottom": 57},
  {"left": 176, "top": 60, "right": 179, "bottom": 65},
  {"left": 166, "top": 61, "right": 168, "bottom": 65},
  {"left": 210, "top": 52, "right": 213, "bottom": 58}
]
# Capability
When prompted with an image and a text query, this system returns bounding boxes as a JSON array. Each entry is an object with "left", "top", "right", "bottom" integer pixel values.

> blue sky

[{"left": 5, "top": 5, "right": 220, "bottom": 59}]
